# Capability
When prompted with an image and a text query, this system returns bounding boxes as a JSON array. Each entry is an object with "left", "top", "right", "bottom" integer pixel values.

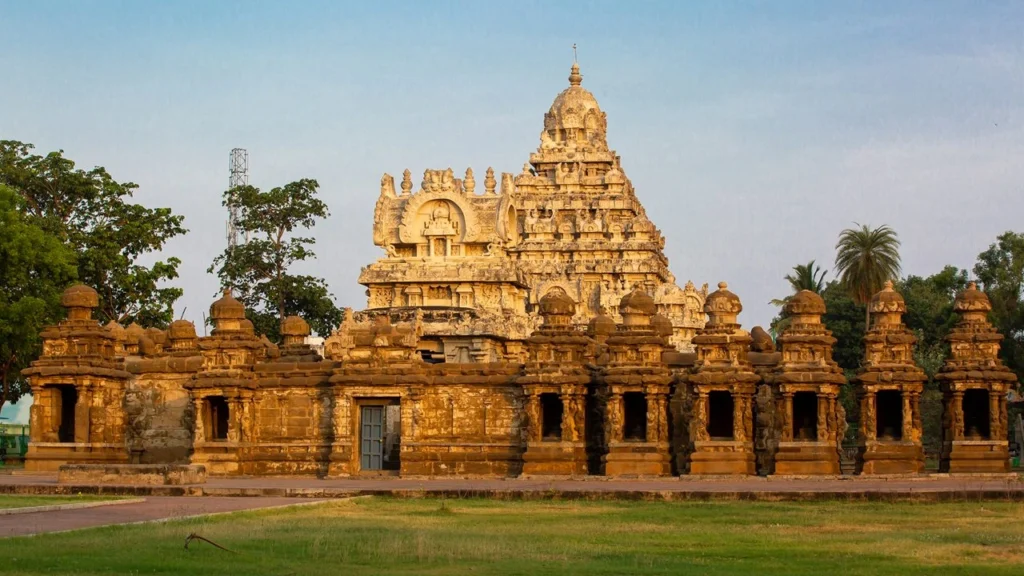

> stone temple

[
  {"left": 360, "top": 61, "right": 709, "bottom": 361},
  {"left": 21, "top": 64, "right": 1013, "bottom": 480}
]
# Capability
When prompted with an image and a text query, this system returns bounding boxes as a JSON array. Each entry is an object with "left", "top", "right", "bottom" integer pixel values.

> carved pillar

[
  {"left": 989, "top": 391, "right": 1000, "bottom": 440},
  {"left": 902, "top": 392, "right": 913, "bottom": 441},
  {"left": 862, "top": 392, "right": 876, "bottom": 441},
  {"left": 692, "top": 392, "right": 709, "bottom": 442},
  {"left": 816, "top": 394, "right": 828, "bottom": 442},
  {"left": 607, "top": 393, "right": 623, "bottom": 443},
  {"left": 74, "top": 387, "right": 92, "bottom": 443},
  {"left": 527, "top": 393, "right": 541, "bottom": 442},
  {"left": 192, "top": 398, "right": 206, "bottom": 443},
  {"left": 1000, "top": 396, "right": 1009, "bottom": 442},
  {"left": 732, "top": 393, "right": 745, "bottom": 442},
  {"left": 782, "top": 393, "right": 794, "bottom": 442},
  {"left": 560, "top": 392, "right": 582, "bottom": 442},
  {"left": 827, "top": 396, "right": 837, "bottom": 442},
  {"left": 227, "top": 397, "right": 241, "bottom": 443},
  {"left": 645, "top": 391, "right": 658, "bottom": 443},
  {"left": 744, "top": 395, "right": 754, "bottom": 442},
  {"left": 911, "top": 392, "right": 922, "bottom": 443},
  {"left": 656, "top": 394, "right": 669, "bottom": 443},
  {"left": 952, "top": 391, "right": 964, "bottom": 441}
]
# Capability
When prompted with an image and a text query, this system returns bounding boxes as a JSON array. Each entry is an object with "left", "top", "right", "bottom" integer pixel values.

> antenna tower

[{"left": 227, "top": 148, "right": 249, "bottom": 249}]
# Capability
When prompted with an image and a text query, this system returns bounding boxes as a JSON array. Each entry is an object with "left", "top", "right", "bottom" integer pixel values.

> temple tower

[
  {"left": 937, "top": 282, "right": 1014, "bottom": 473},
  {"left": 853, "top": 282, "right": 926, "bottom": 474}
]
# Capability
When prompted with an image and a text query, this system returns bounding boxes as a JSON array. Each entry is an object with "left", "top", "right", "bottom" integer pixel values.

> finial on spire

[
  {"left": 568, "top": 61, "right": 582, "bottom": 86},
  {"left": 573, "top": 43, "right": 578, "bottom": 63}
]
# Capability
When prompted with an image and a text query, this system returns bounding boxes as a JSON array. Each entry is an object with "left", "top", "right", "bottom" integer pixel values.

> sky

[{"left": 2, "top": 0, "right": 1023, "bottom": 339}]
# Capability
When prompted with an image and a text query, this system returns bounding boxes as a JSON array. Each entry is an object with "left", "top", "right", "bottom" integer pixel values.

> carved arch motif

[{"left": 398, "top": 190, "right": 481, "bottom": 244}]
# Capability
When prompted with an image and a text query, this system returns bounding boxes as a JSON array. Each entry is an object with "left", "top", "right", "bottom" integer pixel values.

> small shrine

[
  {"left": 854, "top": 282, "right": 926, "bottom": 474},
  {"left": 684, "top": 283, "right": 759, "bottom": 475},
  {"left": 768, "top": 290, "right": 847, "bottom": 475},
  {"left": 937, "top": 282, "right": 1015, "bottom": 473}
]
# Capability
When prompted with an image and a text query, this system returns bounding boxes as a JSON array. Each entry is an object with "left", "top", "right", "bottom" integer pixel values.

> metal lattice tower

[{"left": 227, "top": 148, "right": 249, "bottom": 249}]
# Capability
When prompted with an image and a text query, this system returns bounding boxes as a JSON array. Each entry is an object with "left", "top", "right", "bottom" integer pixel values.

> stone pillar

[
  {"left": 862, "top": 392, "right": 876, "bottom": 441},
  {"left": 608, "top": 393, "right": 623, "bottom": 443},
  {"left": 901, "top": 392, "right": 913, "bottom": 441},
  {"left": 192, "top": 398, "right": 206, "bottom": 443},
  {"left": 952, "top": 391, "right": 964, "bottom": 441},
  {"left": 227, "top": 397, "right": 241, "bottom": 443},
  {"left": 816, "top": 394, "right": 827, "bottom": 442},
  {"left": 74, "top": 387, "right": 91, "bottom": 444},
  {"left": 732, "top": 394, "right": 744, "bottom": 442},
  {"left": 989, "top": 392, "right": 1000, "bottom": 440},
  {"left": 656, "top": 394, "right": 669, "bottom": 443},
  {"left": 692, "top": 392, "right": 708, "bottom": 442},
  {"left": 782, "top": 393, "right": 793, "bottom": 442},
  {"left": 526, "top": 393, "right": 541, "bottom": 442}
]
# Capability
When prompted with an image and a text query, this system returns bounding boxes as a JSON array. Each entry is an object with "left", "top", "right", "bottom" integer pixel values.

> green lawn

[
  {"left": 0, "top": 494, "right": 121, "bottom": 509},
  {"left": 2, "top": 498, "right": 1024, "bottom": 575}
]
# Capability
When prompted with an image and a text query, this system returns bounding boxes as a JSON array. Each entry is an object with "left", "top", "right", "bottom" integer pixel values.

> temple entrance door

[{"left": 360, "top": 406, "right": 384, "bottom": 471}]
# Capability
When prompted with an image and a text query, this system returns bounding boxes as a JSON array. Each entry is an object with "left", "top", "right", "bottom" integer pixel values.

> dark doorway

[
  {"left": 876, "top": 390, "right": 903, "bottom": 440},
  {"left": 793, "top": 392, "right": 818, "bottom": 441},
  {"left": 623, "top": 392, "right": 647, "bottom": 441},
  {"left": 55, "top": 385, "right": 77, "bottom": 443},
  {"left": 207, "top": 396, "right": 229, "bottom": 441},
  {"left": 963, "top": 389, "right": 991, "bottom": 440},
  {"left": 707, "top": 391, "right": 734, "bottom": 440},
  {"left": 585, "top": 388, "right": 603, "bottom": 475},
  {"left": 540, "top": 393, "right": 563, "bottom": 441}
]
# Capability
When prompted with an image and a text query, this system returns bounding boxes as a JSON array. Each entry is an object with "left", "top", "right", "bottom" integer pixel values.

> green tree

[
  {"left": 835, "top": 223, "right": 902, "bottom": 327},
  {"left": 0, "top": 140, "right": 186, "bottom": 326},
  {"left": 208, "top": 179, "right": 342, "bottom": 341},
  {"left": 973, "top": 231, "right": 1024, "bottom": 383},
  {"left": 0, "top": 184, "right": 77, "bottom": 409}
]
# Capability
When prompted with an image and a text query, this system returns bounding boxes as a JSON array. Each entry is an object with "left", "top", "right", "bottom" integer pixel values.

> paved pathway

[
  {"left": 0, "top": 473, "right": 1021, "bottom": 497},
  {"left": 0, "top": 496, "right": 313, "bottom": 537}
]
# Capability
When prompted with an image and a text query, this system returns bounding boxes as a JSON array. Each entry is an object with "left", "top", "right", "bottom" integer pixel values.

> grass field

[
  {"left": 0, "top": 494, "right": 120, "bottom": 509},
  {"left": 1, "top": 497, "right": 1024, "bottom": 575}
]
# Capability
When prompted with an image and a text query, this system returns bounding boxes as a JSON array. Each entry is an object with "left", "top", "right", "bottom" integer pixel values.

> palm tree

[
  {"left": 769, "top": 260, "right": 828, "bottom": 307},
  {"left": 834, "top": 223, "right": 902, "bottom": 326}
]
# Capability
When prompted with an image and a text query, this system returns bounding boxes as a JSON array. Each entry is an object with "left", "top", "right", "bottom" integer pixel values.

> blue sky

[{"left": 2, "top": 0, "right": 1022, "bottom": 342}]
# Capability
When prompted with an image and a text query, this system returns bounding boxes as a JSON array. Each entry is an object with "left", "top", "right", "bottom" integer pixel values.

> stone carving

[
  {"left": 401, "top": 169, "right": 413, "bottom": 196},
  {"left": 380, "top": 173, "right": 396, "bottom": 198},
  {"left": 484, "top": 167, "right": 496, "bottom": 195}
]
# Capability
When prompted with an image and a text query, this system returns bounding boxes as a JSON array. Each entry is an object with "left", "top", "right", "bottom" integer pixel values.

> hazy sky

[{"left": 2, "top": 1, "right": 1022, "bottom": 332}]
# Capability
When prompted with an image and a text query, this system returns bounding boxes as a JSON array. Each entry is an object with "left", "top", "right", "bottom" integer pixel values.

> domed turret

[
  {"left": 869, "top": 280, "right": 905, "bottom": 328},
  {"left": 619, "top": 288, "right": 655, "bottom": 329},
  {"left": 651, "top": 314, "right": 673, "bottom": 338},
  {"left": 210, "top": 289, "right": 246, "bottom": 333},
  {"left": 281, "top": 315, "right": 311, "bottom": 346},
  {"left": 587, "top": 309, "right": 616, "bottom": 339},
  {"left": 167, "top": 320, "right": 198, "bottom": 351},
  {"left": 538, "top": 290, "right": 575, "bottom": 330},
  {"left": 784, "top": 290, "right": 826, "bottom": 325},
  {"left": 704, "top": 282, "right": 742, "bottom": 326},
  {"left": 61, "top": 284, "right": 99, "bottom": 321},
  {"left": 540, "top": 62, "right": 609, "bottom": 151},
  {"left": 953, "top": 282, "right": 992, "bottom": 324},
  {"left": 105, "top": 321, "right": 126, "bottom": 342}
]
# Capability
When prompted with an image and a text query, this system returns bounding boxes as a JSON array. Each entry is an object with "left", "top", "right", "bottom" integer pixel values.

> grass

[
  {"left": 0, "top": 494, "right": 121, "bottom": 509},
  {"left": 2, "top": 497, "right": 1024, "bottom": 575}
]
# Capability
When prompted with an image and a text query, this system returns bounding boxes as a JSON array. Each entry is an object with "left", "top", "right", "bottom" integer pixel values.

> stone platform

[
  {"left": 2, "top": 473, "right": 1021, "bottom": 502},
  {"left": 57, "top": 464, "right": 207, "bottom": 486}
]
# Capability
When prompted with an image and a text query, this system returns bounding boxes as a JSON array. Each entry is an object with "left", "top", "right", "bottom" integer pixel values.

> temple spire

[{"left": 568, "top": 61, "right": 582, "bottom": 87}]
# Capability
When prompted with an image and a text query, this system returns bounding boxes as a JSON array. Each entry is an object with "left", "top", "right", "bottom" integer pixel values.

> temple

[{"left": 21, "top": 63, "right": 1015, "bottom": 479}]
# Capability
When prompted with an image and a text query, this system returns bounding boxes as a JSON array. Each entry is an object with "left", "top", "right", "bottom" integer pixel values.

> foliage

[
  {"left": 834, "top": 223, "right": 902, "bottom": 325},
  {"left": 0, "top": 140, "right": 186, "bottom": 326},
  {"left": 770, "top": 260, "right": 828, "bottom": 309},
  {"left": 2, "top": 498, "right": 1024, "bottom": 575},
  {"left": 973, "top": 231, "right": 1024, "bottom": 383},
  {"left": 208, "top": 179, "right": 342, "bottom": 341},
  {"left": 0, "top": 185, "right": 77, "bottom": 408}
]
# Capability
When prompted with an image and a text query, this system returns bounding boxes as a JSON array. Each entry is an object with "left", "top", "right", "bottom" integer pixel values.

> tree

[
  {"left": 835, "top": 223, "right": 902, "bottom": 326},
  {"left": 770, "top": 260, "right": 828, "bottom": 306},
  {"left": 0, "top": 141, "right": 186, "bottom": 326},
  {"left": 0, "top": 184, "right": 77, "bottom": 409},
  {"left": 973, "top": 231, "right": 1024, "bottom": 382},
  {"left": 208, "top": 179, "right": 343, "bottom": 341}
]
